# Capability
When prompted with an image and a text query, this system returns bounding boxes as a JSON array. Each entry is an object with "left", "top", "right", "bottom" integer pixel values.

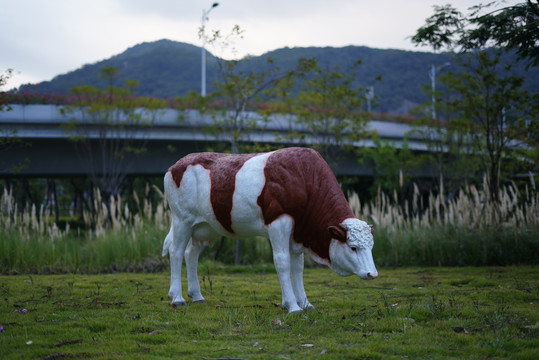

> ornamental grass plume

[{"left": 349, "top": 174, "right": 538, "bottom": 232}]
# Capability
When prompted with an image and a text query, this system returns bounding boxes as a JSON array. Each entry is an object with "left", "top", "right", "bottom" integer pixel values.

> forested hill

[{"left": 18, "top": 39, "right": 539, "bottom": 113}]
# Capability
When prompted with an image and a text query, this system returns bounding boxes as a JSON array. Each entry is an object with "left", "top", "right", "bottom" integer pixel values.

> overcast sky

[{"left": 1, "top": 0, "right": 520, "bottom": 90}]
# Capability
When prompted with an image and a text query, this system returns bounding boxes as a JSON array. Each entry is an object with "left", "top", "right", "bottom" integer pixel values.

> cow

[{"left": 162, "top": 147, "right": 377, "bottom": 313}]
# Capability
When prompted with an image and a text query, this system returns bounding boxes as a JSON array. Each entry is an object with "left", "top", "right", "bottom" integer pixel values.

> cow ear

[
  {"left": 328, "top": 225, "right": 347, "bottom": 242},
  {"left": 370, "top": 225, "right": 375, "bottom": 235}
]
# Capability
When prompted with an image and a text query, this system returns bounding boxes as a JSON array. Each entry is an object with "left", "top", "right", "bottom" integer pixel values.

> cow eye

[{"left": 350, "top": 246, "right": 357, "bottom": 252}]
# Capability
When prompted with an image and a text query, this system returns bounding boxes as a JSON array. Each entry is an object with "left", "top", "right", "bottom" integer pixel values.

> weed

[
  {"left": 426, "top": 295, "right": 446, "bottom": 318},
  {"left": 378, "top": 293, "right": 398, "bottom": 317}
]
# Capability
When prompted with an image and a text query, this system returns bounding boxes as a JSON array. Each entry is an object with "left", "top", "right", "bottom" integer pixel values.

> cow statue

[{"left": 162, "top": 147, "right": 377, "bottom": 313}]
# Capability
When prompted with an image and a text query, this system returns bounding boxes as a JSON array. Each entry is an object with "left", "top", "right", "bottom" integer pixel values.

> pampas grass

[
  {"left": 349, "top": 175, "right": 538, "bottom": 266},
  {"left": 1, "top": 175, "right": 537, "bottom": 273}
]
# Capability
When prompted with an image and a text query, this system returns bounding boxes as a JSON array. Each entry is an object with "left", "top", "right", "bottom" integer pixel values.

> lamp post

[
  {"left": 201, "top": 2, "right": 219, "bottom": 97},
  {"left": 365, "top": 86, "right": 374, "bottom": 113},
  {"left": 429, "top": 62, "right": 450, "bottom": 119}
]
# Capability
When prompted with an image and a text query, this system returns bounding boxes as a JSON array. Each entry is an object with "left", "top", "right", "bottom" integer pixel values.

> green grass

[
  {"left": 1, "top": 266, "right": 538, "bottom": 359},
  {"left": 0, "top": 225, "right": 169, "bottom": 274},
  {"left": 372, "top": 224, "right": 539, "bottom": 266},
  {"left": 1, "top": 222, "right": 537, "bottom": 276}
]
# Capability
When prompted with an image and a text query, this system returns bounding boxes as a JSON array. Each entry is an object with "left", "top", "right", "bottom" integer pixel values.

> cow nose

[{"left": 367, "top": 271, "right": 378, "bottom": 279}]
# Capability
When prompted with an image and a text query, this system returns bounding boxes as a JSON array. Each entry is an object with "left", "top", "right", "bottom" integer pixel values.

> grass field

[{"left": 1, "top": 265, "right": 538, "bottom": 359}]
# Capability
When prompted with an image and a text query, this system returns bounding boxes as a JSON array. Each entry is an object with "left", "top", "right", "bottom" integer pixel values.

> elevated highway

[{"left": 0, "top": 104, "right": 430, "bottom": 177}]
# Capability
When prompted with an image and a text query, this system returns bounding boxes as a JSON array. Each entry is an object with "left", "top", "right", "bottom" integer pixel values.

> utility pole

[{"left": 429, "top": 62, "right": 450, "bottom": 119}]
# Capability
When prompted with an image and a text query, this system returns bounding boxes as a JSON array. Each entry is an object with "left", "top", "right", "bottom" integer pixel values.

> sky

[{"left": 1, "top": 0, "right": 521, "bottom": 90}]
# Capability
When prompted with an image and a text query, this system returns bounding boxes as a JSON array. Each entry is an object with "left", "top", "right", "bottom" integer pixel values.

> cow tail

[{"left": 162, "top": 225, "right": 173, "bottom": 257}]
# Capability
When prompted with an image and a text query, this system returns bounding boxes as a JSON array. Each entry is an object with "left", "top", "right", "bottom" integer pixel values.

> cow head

[{"left": 327, "top": 218, "right": 378, "bottom": 279}]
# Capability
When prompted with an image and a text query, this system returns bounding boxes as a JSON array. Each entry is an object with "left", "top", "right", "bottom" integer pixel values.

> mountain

[
  {"left": 21, "top": 40, "right": 219, "bottom": 99},
  {"left": 18, "top": 39, "right": 539, "bottom": 113}
]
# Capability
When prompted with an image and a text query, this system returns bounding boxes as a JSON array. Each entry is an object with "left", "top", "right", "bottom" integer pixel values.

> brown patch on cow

[
  {"left": 168, "top": 152, "right": 257, "bottom": 234},
  {"left": 257, "top": 147, "right": 354, "bottom": 262}
]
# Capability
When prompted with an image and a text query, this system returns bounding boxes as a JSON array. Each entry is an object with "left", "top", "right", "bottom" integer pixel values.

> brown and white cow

[{"left": 162, "top": 147, "right": 377, "bottom": 313}]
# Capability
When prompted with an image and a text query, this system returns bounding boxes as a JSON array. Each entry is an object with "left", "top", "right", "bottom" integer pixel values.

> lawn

[{"left": 1, "top": 265, "right": 538, "bottom": 359}]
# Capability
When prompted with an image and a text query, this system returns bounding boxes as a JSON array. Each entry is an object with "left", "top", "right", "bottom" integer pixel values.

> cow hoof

[
  {"left": 192, "top": 299, "right": 207, "bottom": 304},
  {"left": 283, "top": 304, "right": 303, "bottom": 314},
  {"left": 172, "top": 300, "right": 187, "bottom": 307}
]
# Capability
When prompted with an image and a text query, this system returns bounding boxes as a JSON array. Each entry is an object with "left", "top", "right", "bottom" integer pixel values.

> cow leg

[
  {"left": 167, "top": 217, "right": 191, "bottom": 306},
  {"left": 268, "top": 216, "right": 301, "bottom": 313},
  {"left": 184, "top": 239, "right": 206, "bottom": 303},
  {"left": 290, "top": 251, "right": 315, "bottom": 311}
]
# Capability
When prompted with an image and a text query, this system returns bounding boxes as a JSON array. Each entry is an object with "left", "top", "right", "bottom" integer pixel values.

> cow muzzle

[{"left": 366, "top": 271, "right": 378, "bottom": 279}]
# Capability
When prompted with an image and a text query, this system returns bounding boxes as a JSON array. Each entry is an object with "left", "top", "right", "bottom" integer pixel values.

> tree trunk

[
  {"left": 47, "top": 178, "right": 60, "bottom": 224},
  {"left": 234, "top": 239, "right": 242, "bottom": 265},
  {"left": 214, "top": 236, "right": 226, "bottom": 260}
]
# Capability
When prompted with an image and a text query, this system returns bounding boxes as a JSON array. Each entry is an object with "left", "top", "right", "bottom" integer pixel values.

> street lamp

[
  {"left": 429, "top": 62, "right": 450, "bottom": 119},
  {"left": 365, "top": 86, "right": 374, "bottom": 113},
  {"left": 201, "top": 2, "right": 219, "bottom": 97}
]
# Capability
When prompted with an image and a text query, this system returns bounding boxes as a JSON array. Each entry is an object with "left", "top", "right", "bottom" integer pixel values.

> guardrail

[{"left": 0, "top": 104, "right": 432, "bottom": 177}]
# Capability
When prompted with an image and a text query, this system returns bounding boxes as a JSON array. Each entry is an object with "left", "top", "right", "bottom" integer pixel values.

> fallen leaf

[
  {"left": 148, "top": 330, "right": 161, "bottom": 335},
  {"left": 302, "top": 344, "right": 314, "bottom": 348},
  {"left": 272, "top": 319, "right": 282, "bottom": 326},
  {"left": 252, "top": 342, "right": 259, "bottom": 347},
  {"left": 452, "top": 327, "right": 469, "bottom": 334},
  {"left": 26, "top": 341, "right": 33, "bottom": 345}
]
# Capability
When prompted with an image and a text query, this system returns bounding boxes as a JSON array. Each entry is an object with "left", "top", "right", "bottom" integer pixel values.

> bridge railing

[{"left": 0, "top": 104, "right": 434, "bottom": 150}]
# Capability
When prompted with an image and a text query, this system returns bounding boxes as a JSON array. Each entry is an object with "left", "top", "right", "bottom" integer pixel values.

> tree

[
  {"left": 200, "top": 26, "right": 313, "bottom": 264},
  {"left": 411, "top": 1, "right": 539, "bottom": 68},
  {"left": 359, "top": 136, "right": 416, "bottom": 197},
  {"left": 61, "top": 67, "right": 166, "bottom": 202},
  {"left": 0, "top": 69, "right": 14, "bottom": 111},
  {"left": 445, "top": 51, "right": 537, "bottom": 201},
  {"left": 409, "top": 69, "right": 483, "bottom": 196},
  {"left": 412, "top": 2, "right": 539, "bottom": 202},
  {"left": 292, "top": 59, "right": 375, "bottom": 167},
  {"left": 203, "top": 25, "right": 309, "bottom": 155}
]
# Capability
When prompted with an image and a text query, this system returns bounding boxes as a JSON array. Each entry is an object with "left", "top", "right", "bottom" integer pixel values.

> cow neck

[{"left": 257, "top": 148, "right": 354, "bottom": 262}]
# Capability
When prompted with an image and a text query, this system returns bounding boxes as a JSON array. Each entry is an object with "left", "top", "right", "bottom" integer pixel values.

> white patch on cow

[
  {"left": 176, "top": 165, "right": 234, "bottom": 235},
  {"left": 267, "top": 214, "right": 303, "bottom": 313},
  {"left": 230, "top": 152, "right": 273, "bottom": 237}
]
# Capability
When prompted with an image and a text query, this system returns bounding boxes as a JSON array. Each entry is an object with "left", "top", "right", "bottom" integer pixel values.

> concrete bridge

[{"left": 0, "top": 104, "right": 430, "bottom": 178}]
